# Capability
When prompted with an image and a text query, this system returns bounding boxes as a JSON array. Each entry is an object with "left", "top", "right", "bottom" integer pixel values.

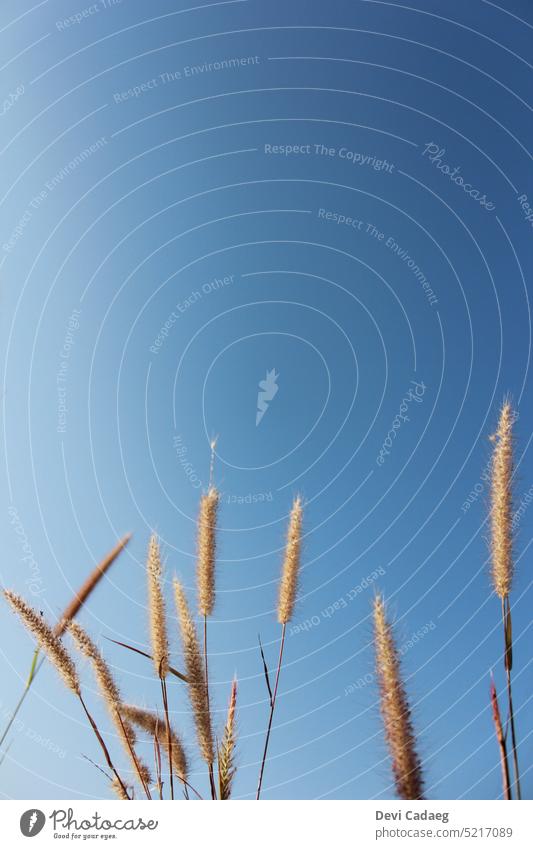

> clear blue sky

[{"left": 1, "top": 0, "right": 532, "bottom": 800}]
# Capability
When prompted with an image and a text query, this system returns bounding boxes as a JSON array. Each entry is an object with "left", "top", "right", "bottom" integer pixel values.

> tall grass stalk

[
  {"left": 256, "top": 497, "right": 303, "bottom": 799},
  {"left": 174, "top": 579, "right": 216, "bottom": 799},
  {"left": 489, "top": 401, "right": 521, "bottom": 799},
  {"left": 146, "top": 534, "right": 173, "bottom": 799},
  {"left": 0, "top": 533, "right": 131, "bottom": 753},
  {"left": 196, "top": 484, "right": 219, "bottom": 800},
  {"left": 4, "top": 592, "right": 129, "bottom": 797}
]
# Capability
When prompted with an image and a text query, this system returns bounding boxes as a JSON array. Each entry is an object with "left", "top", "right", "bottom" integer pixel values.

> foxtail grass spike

[
  {"left": 373, "top": 595, "right": 424, "bottom": 800},
  {"left": 218, "top": 678, "right": 238, "bottom": 800},
  {"left": 4, "top": 592, "right": 80, "bottom": 695},
  {"left": 122, "top": 704, "right": 188, "bottom": 783},
  {"left": 197, "top": 487, "right": 219, "bottom": 617},
  {"left": 489, "top": 401, "right": 515, "bottom": 600},
  {"left": 56, "top": 533, "right": 132, "bottom": 634},
  {"left": 277, "top": 497, "right": 303, "bottom": 624},
  {"left": 146, "top": 534, "right": 169, "bottom": 678},
  {"left": 68, "top": 622, "right": 152, "bottom": 791},
  {"left": 174, "top": 580, "right": 214, "bottom": 766},
  {"left": 111, "top": 776, "right": 130, "bottom": 800}
]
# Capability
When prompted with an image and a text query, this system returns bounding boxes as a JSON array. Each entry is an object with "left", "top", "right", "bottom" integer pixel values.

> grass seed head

[
  {"left": 277, "top": 497, "right": 303, "bottom": 624},
  {"left": 373, "top": 595, "right": 424, "bottom": 800}
]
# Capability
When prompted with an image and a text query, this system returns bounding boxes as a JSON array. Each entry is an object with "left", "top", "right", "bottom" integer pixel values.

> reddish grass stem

[
  {"left": 501, "top": 597, "right": 521, "bottom": 799},
  {"left": 160, "top": 676, "right": 174, "bottom": 800},
  {"left": 78, "top": 694, "right": 129, "bottom": 799},
  {"left": 490, "top": 675, "right": 511, "bottom": 800},
  {"left": 256, "top": 624, "right": 286, "bottom": 800}
]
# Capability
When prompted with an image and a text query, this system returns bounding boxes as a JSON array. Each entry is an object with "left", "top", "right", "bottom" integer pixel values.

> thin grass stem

[{"left": 256, "top": 624, "right": 286, "bottom": 800}]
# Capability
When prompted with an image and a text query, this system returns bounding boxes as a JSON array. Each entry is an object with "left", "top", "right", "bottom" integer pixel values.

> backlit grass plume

[
  {"left": 146, "top": 534, "right": 169, "bottom": 678},
  {"left": 0, "top": 534, "right": 131, "bottom": 754},
  {"left": 174, "top": 580, "right": 214, "bottom": 767},
  {"left": 122, "top": 704, "right": 188, "bottom": 784},
  {"left": 277, "top": 496, "right": 303, "bottom": 624},
  {"left": 489, "top": 401, "right": 515, "bottom": 599},
  {"left": 56, "top": 533, "right": 132, "bottom": 635},
  {"left": 218, "top": 678, "right": 238, "bottom": 800},
  {"left": 111, "top": 776, "right": 130, "bottom": 800},
  {"left": 373, "top": 595, "right": 424, "bottom": 800},
  {"left": 488, "top": 399, "right": 521, "bottom": 798},
  {"left": 4, "top": 593, "right": 129, "bottom": 797},
  {"left": 197, "top": 487, "right": 219, "bottom": 617},
  {"left": 256, "top": 497, "right": 304, "bottom": 799},
  {"left": 68, "top": 622, "right": 152, "bottom": 792},
  {"left": 4, "top": 592, "right": 80, "bottom": 695}
]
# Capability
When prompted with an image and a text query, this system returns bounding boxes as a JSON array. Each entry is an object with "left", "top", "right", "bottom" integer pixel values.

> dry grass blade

[
  {"left": 277, "top": 497, "right": 303, "bottom": 624},
  {"left": 68, "top": 622, "right": 152, "bottom": 795},
  {"left": 103, "top": 637, "right": 187, "bottom": 682},
  {"left": 258, "top": 634, "right": 273, "bottom": 707},
  {"left": 373, "top": 595, "right": 424, "bottom": 800},
  {"left": 218, "top": 678, "right": 238, "bottom": 800},
  {"left": 4, "top": 592, "right": 80, "bottom": 695}
]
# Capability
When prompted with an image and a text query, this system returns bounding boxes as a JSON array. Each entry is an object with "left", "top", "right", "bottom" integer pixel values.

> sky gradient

[{"left": 1, "top": 0, "right": 533, "bottom": 801}]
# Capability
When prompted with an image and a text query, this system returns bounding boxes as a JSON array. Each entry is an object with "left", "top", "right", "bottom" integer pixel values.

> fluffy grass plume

[
  {"left": 197, "top": 487, "right": 219, "bottom": 617},
  {"left": 489, "top": 401, "right": 515, "bottom": 599},
  {"left": 373, "top": 595, "right": 424, "bottom": 800},
  {"left": 174, "top": 579, "right": 214, "bottom": 765},
  {"left": 56, "top": 533, "right": 131, "bottom": 635},
  {"left": 146, "top": 534, "right": 169, "bottom": 678},
  {"left": 68, "top": 622, "right": 152, "bottom": 788},
  {"left": 123, "top": 704, "right": 188, "bottom": 782},
  {"left": 277, "top": 496, "right": 303, "bottom": 624},
  {"left": 4, "top": 592, "right": 80, "bottom": 695},
  {"left": 218, "top": 678, "right": 238, "bottom": 800},
  {"left": 111, "top": 776, "right": 130, "bottom": 800}
]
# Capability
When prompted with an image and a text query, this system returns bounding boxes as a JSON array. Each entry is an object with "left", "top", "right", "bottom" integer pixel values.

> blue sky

[{"left": 1, "top": 0, "right": 533, "bottom": 800}]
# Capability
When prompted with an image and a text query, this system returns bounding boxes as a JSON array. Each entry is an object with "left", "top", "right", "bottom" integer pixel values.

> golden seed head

[
  {"left": 277, "top": 497, "right": 303, "bottom": 624},
  {"left": 197, "top": 487, "right": 219, "bottom": 617},
  {"left": 68, "top": 622, "right": 152, "bottom": 788},
  {"left": 4, "top": 591, "right": 80, "bottom": 695},
  {"left": 489, "top": 401, "right": 515, "bottom": 599},
  {"left": 174, "top": 579, "right": 214, "bottom": 765},
  {"left": 122, "top": 704, "right": 188, "bottom": 782},
  {"left": 373, "top": 595, "right": 424, "bottom": 801},
  {"left": 218, "top": 678, "right": 238, "bottom": 800},
  {"left": 111, "top": 777, "right": 130, "bottom": 800},
  {"left": 55, "top": 534, "right": 131, "bottom": 636},
  {"left": 146, "top": 534, "right": 169, "bottom": 678}
]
